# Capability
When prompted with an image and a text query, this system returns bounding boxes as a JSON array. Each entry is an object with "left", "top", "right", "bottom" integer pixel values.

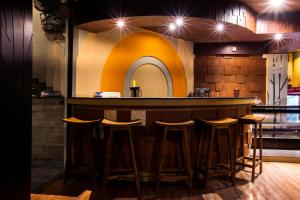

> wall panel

[
  {"left": 0, "top": 1, "right": 32, "bottom": 199},
  {"left": 194, "top": 55, "right": 266, "bottom": 102}
]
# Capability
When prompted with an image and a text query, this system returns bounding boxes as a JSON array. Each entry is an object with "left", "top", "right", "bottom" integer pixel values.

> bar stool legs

[
  {"left": 237, "top": 115, "right": 265, "bottom": 182},
  {"left": 155, "top": 121, "right": 194, "bottom": 192},
  {"left": 205, "top": 127, "right": 215, "bottom": 185},
  {"left": 63, "top": 117, "right": 101, "bottom": 185},
  {"left": 196, "top": 118, "right": 238, "bottom": 186},
  {"left": 182, "top": 127, "right": 193, "bottom": 190},
  {"left": 101, "top": 119, "right": 141, "bottom": 192},
  {"left": 156, "top": 127, "right": 168, "bottom": 192},
  {"left": 103, "top": 127, "right": 140, "bottom": 191},
  {"left": 103, "top": 128, "right": 114, "bottom": 186},
  {"left": 252, "top": 123, "right": 257, "bottom": 181},
  {"left": 251, "top": 122, "right": 263, "bottom": 181},
  {"left": 205, "top": 127, "right": 235, "bottom": 186},
  {"left": 259, "top": 122, "right": 263, "bottom": 173},
  {"left": 128, "top": 128, "right": 141, "bottom": 192},
  {"left": 64, "top": 125, "right": 72, "bottom": 184}
]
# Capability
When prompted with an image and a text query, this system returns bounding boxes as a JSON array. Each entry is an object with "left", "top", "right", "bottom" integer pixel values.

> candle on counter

[{"left": 132, "top": 80, "right": 137, "bottom": 87}]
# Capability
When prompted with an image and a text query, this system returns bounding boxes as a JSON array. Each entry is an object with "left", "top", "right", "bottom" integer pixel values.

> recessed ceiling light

[
  {"left": 216, "top": 23, "right": 224, "bottom": 32},
  {"left": 116, "top": 19, "right": 125, "bottom": 28},
  {"left": 269, "top": 0, "right": 284, "bottom": 8},
  {"left": 168, "top": 23, "right": 176, "bottom": 31},
  {"left": 274, "top": 33, "right": 283, "bottom": 40},
  {"left": 175, "top": 17, "right": 184, "bottom": 26}
]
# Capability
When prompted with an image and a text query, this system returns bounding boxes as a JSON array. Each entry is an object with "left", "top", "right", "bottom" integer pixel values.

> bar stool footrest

[
  {"left": 236, "top": 159, "right": 262, "bottom": 168},
  {"left": 207, "top": 169, "right": 232, "bottom": 177},
  {"left": 107, "top": 174, "right": 139, "bottom": 181},
  {"left": 160, "top": 174, "right": 189, "bottom": 182}
]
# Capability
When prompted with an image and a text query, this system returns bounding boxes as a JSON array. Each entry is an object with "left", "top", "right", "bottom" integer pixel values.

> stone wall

[{"left": 32, "top": 98, "right": 64, "bottom": 161}]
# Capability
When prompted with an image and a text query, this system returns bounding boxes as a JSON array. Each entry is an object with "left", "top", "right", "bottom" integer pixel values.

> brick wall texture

[{"left": 194, "top": 55, "right": 266, "bottom": 102}]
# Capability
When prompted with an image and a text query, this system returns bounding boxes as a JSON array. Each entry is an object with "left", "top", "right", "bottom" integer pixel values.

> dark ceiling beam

[{"left": 67, "top": 0, "right": 254, "bottom": 25}]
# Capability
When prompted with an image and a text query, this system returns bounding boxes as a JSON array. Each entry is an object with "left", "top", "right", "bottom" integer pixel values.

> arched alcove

[{"left": 123, "top": 56, "right": 173, "bottom": 97}]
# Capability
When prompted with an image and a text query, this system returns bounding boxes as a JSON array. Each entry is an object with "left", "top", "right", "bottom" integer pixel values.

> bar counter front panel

[{"left": 67, "top": 97, "right": 255, "bottom": 180}]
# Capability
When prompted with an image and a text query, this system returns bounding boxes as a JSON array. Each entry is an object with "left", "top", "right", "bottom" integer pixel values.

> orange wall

[
  {"left": 101, "top": 31, "right": 187, "bottom": 96},
  {"left": 293, "top": 51, "right": 300, "bottom": 87}
]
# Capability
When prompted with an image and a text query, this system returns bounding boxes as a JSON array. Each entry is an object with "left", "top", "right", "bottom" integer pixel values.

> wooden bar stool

[
  {"left": 236, "top": 114, "right": 265, "bottom": 182},
  {"left": 155, "top": 120, "right": 194, "bottom": 192},
  {"left": 196, "top": 118, "right": 238, "bottom": 186},
  {"left": 101, "top": 118, "right": 141, "bottom": 192},
  {"left": 63, "top": 117, "right": 101, "bottom": 184},
  {"left": 31, "top": 190, "right": 91, "bottom": 200}
]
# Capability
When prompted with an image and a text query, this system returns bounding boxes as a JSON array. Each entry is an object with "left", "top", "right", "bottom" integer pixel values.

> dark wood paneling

[
  {"left": 194, "top": 42, "right": 269, "bottom": 55},
  {"left": 194, "top": 55, "right": 266, "bottom": 103},
  {"left": 268, "top": 37, "right": 300, "bottom": 53},
  {"left": 69, "top": 0, "right": 256, "bottom": 31},
  {"left": 117, "top": 110, "right": 131, "bottom": 121},
  {"left": 257, "top": 12, "right": 300, "bottom": 34},
  {"left": 0, "top": 1, "right": 32, "bottom": 200}
]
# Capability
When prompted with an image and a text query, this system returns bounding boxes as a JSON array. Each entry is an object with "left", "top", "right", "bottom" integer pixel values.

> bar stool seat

[
  {"left": 155, "top": 120, "right": 195, "bottom": 127},
  {"left": 155, "top": 120, "right": 194, "bottom": 192},
  {"left": 239, "top": 114, "right": 265, "bottom": 124},
  {"left": 101, "top": 119, "right": 141, "bottom": 192},
  {"left": 236, "top": 114, "right": 265, "bottom": 182},
  {"left": 201, "top": 118, "right": 238, "bottom": 127},
  {"left": 31, "top": 190, "right": 91, "bottom": 200},
  {"left": 63, "top": 117, "right": 101, "bottom": 184},
  {"left": 196, "top": 118, "right": 238, "bottom": 186},
  {"left": 63, "top": 117, "right": 101, "bottom": 124},
  {"left": 101, "top": 119, "right": 141, "bottom": 127}
]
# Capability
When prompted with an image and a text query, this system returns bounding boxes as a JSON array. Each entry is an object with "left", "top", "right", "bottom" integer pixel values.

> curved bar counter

[
  {"left": 67, "top": 97, "right": 256, "bottom": 180},
  {"left": 68, "top": 97, "right": 256, "bottom": 109}
]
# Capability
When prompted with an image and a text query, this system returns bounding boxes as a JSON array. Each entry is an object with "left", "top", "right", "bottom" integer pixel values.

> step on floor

[{"left": 31, "top": 160, "right": 64, "bottom": 192}]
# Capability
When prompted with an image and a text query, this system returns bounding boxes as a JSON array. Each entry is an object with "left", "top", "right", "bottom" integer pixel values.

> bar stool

[
  {"left": 155, "top": 120, "right": 194, "bottom": 192},
  {"left": 63, "top": 117, "right": 101, "bottom": 184},
  {"left": 236, "top": 114, "right": 265, "bottom": 182},
  {"left": 101, "top": 118, "right": 141, "bottom": 192},
  {"left": 196, "top": 118, "right": 238, "bottom": 186}
]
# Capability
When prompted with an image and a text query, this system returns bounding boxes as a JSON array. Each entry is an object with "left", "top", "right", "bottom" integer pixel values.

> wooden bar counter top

[
  {"left": 67, "top": 97, "right": 256, "bottom": 181},
  {"left": 68, "top": 97, "right": 256, "bottom": 109}
]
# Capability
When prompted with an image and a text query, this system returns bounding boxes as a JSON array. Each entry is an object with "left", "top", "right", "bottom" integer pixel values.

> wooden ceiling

[
  {"left": 239, "top": 0, "right": 300, "bottom": 13},
  {"left": 78, "top": 16, "right": 272, "bottom": 43}
]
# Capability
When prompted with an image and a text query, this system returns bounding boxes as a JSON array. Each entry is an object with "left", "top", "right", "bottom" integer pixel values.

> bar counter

[{"left": 67, "top": 97, "right": 256, "bottom": 181}]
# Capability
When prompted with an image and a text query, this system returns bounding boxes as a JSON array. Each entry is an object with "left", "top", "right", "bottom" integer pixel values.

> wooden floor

[{"left": 37, "top": 162, "right": 300, "bottom": 200}]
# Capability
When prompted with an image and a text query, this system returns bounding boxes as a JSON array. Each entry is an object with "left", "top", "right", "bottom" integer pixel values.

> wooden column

[{"left": 0, "top": 1, "right": 32, "bottom": 200}]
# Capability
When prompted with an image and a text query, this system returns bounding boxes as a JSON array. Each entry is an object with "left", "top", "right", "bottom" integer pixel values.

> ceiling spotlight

[
  {"left": 175, "top": 17, "right": 184, "bottom": 26},
  {"left": 216, "top": 23, "right": 224, "bottom": 32},
  {"left": 269, "top": 0, "right": 284, "bottom": 8},
  {"left": 116, "top": 19, "right": 125, "bottom": 28},
  {"left": 168, "top": 23, "right": 176, "bottom": 31},
  {"left": 274, "top": 33, "right": 283, "bottom": 40}
]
